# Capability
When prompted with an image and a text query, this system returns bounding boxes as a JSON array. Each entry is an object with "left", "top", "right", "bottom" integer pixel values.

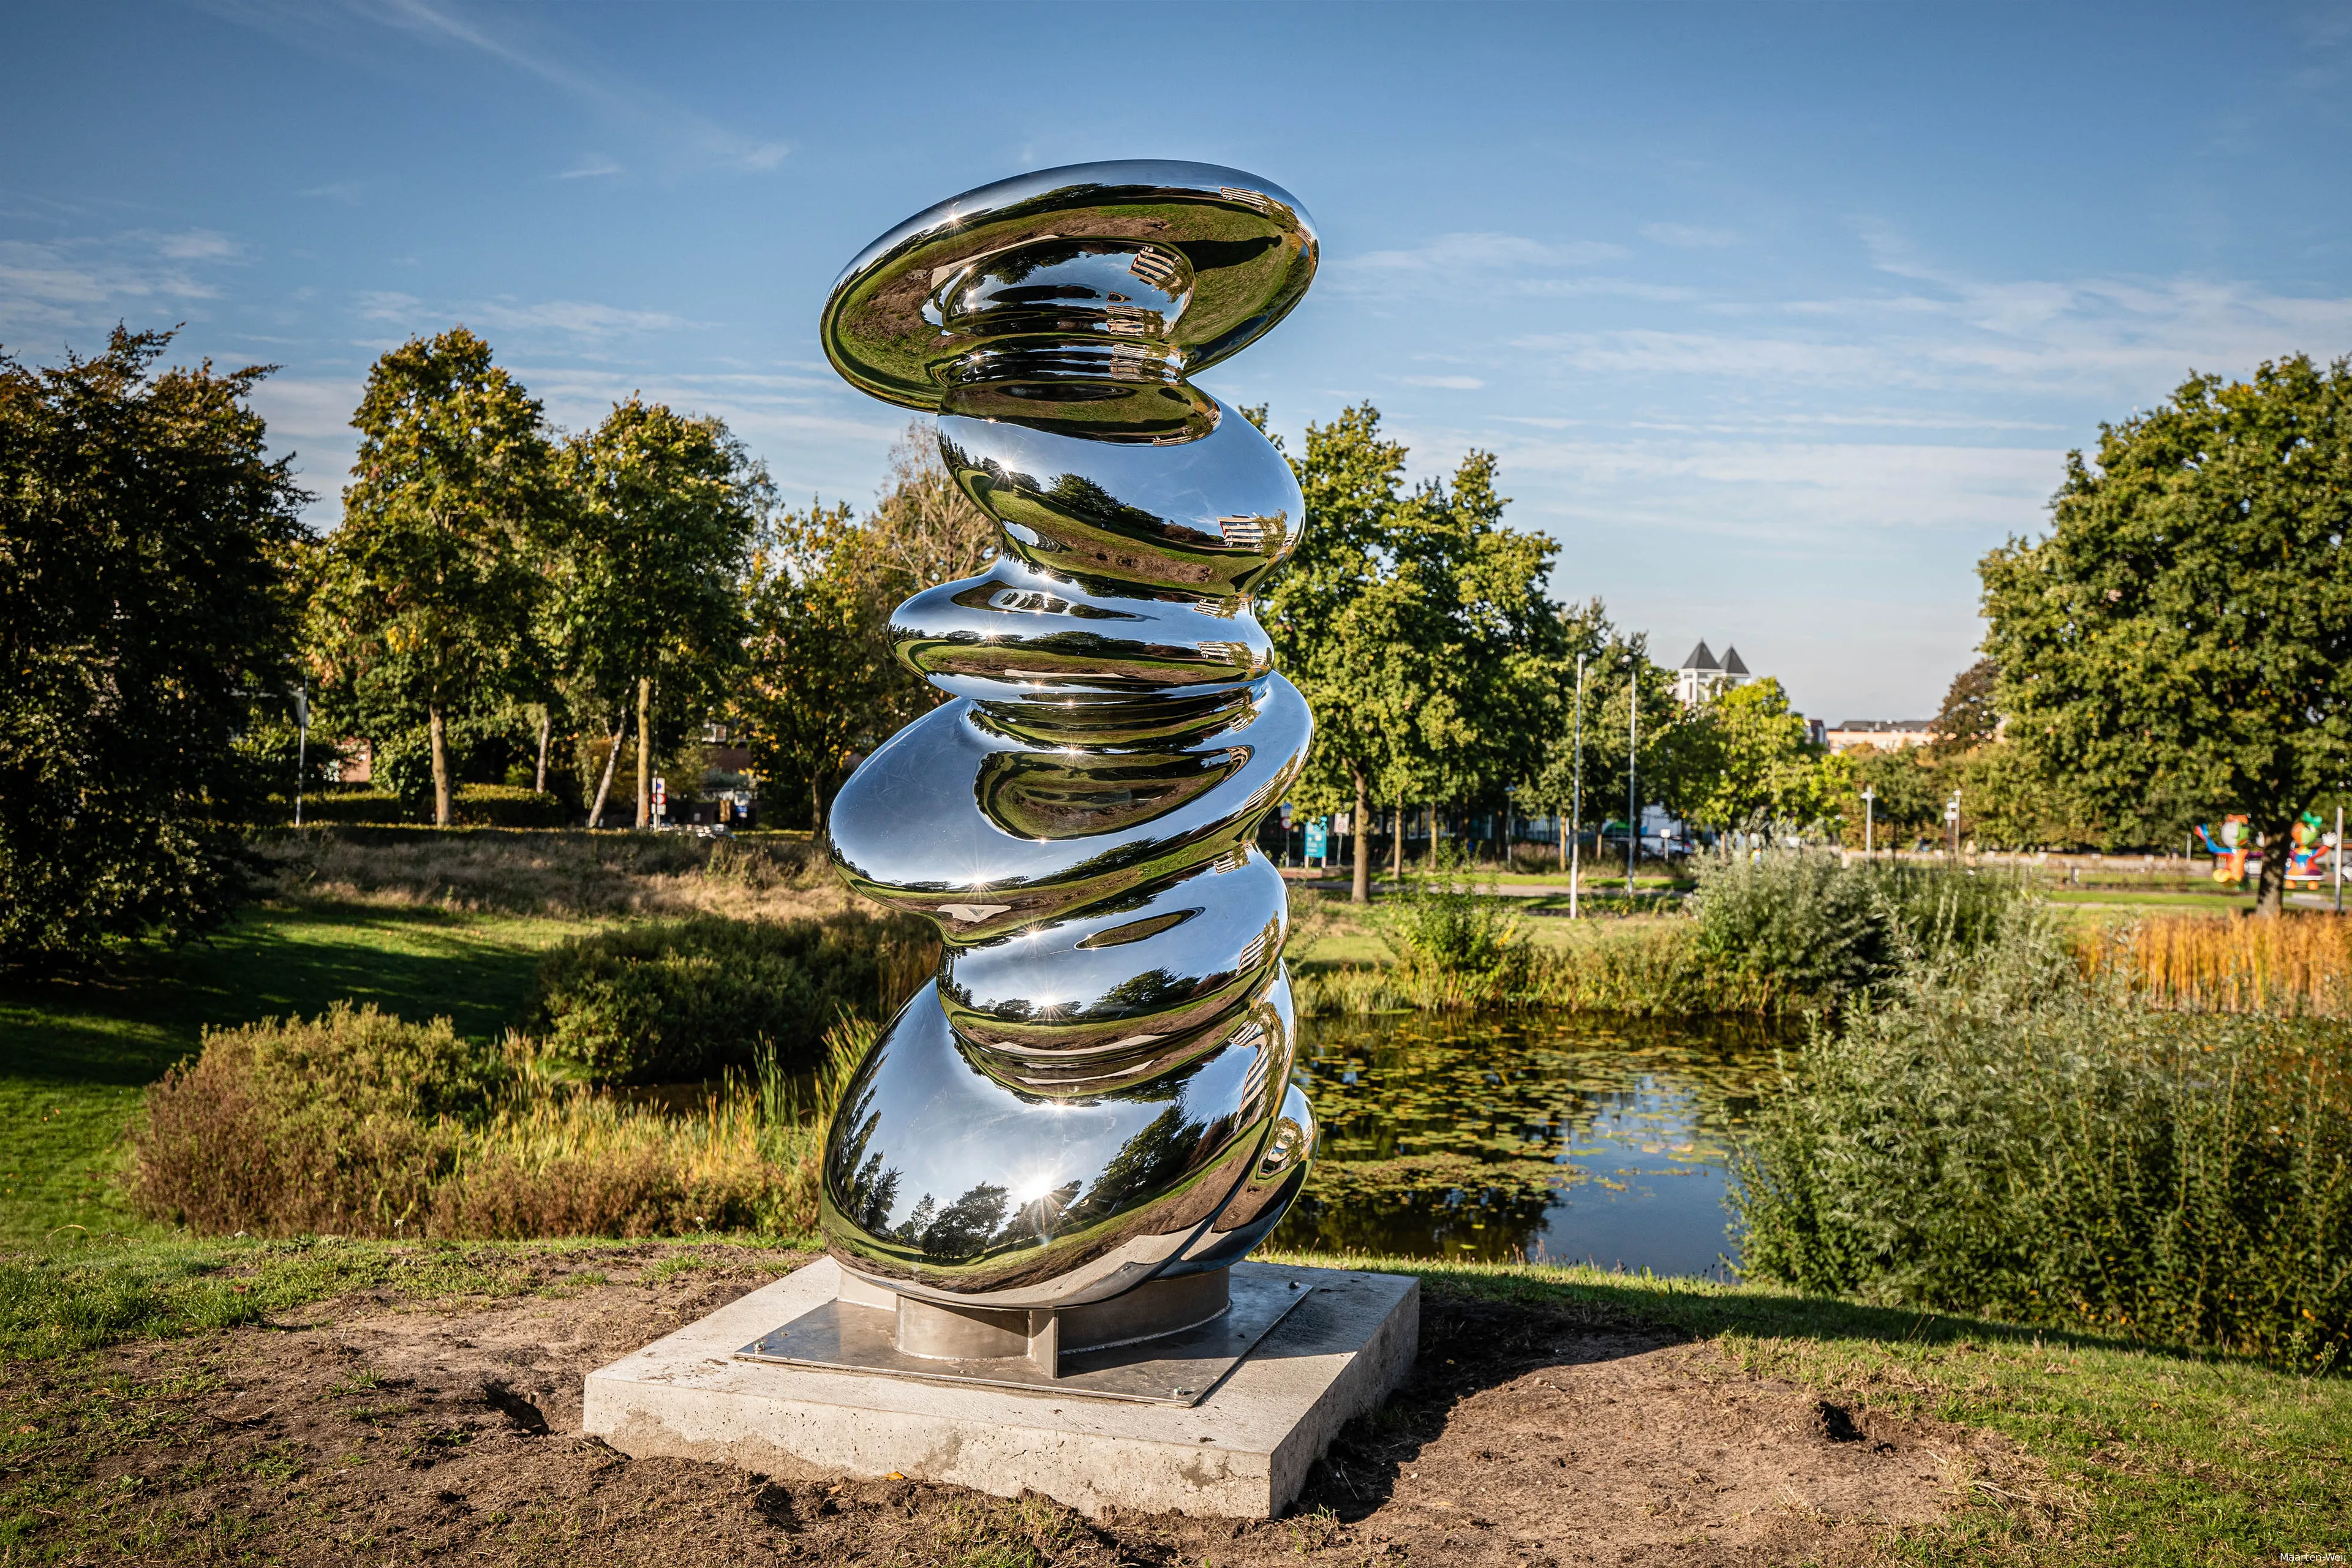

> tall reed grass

[
  {"left": 129, "top": 1001, "right": 884, "bottom": 1240},
  {"left": 2080, "top": 913, "right": 2352, "bottom": 1018}
]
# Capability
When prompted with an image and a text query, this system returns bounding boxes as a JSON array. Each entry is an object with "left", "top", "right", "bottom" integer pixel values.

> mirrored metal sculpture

[{"left": 795, "top": 162, "right": 1320, "bottom": 1384}]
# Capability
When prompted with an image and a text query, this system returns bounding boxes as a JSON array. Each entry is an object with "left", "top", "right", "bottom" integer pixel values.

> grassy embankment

[
  {"left": 0, "top": 1235, "right": 2345, "bottom": 1563},
  {"left": 0, "top": 829, "right": 852, "bottom": 1242}
]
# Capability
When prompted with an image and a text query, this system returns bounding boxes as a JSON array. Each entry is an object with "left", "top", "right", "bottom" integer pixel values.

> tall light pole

[
  {"left": 1569, "top": 654, "right": 1585, "bottom": 919},
  {"left": 1626, "top": 664, "right": 1638, "bottom": 896},
  {"left": 1860, "top": 783, "right": 1874, "bottom": 859}
]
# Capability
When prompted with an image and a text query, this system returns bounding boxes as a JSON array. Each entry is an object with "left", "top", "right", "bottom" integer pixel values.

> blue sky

[{"left": 6, "top": 1, "right": 2350, "bottom": 722}]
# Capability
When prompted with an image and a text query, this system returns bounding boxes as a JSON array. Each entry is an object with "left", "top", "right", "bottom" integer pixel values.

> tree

[
  {"left": 0, "top": 328, "right": 306, "bottom": 965},
  {"left": 729, "top": 426, "right": 995, "bottom": 837},
  {"left": 557, "top": 398, "right": 763, "bottom": 827},
  {"left": 1980, "top": 354, "right": 2352, "bottom": 913},
  {"left": 1928, "top": 658, "right": 1999, "bottom": 756},
  {"left": 1684, "top": 677, "right": 1840, "bottom": 831},
  {"left": 733, "top": 501, "right": 909, "bottom": 837},
  {"left": 1262, "top": 405, "right": 1559, "bottom": 901},
  {"left": 307, "top": 329, "right": 554, "bottom": 825}
]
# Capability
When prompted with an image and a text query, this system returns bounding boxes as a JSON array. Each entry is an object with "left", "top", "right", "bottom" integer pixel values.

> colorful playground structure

[{"left": 2195, "top": 813, "right": 2342, "bottom": 886}]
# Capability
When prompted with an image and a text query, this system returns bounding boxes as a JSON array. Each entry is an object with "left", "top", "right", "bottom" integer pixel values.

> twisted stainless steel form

[{"left": 816, "top": 161, "right": 1320, "bottom": 1312}]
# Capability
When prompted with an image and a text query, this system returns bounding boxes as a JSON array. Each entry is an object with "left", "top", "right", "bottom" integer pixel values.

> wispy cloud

[
  {"left": 1641, "top": 222, "right": 1741, "bottom": 249},
  {"left": 300, "top": 179, "right": 364, "bottom": 204},
  {"left": 0, "top": 229, "right": 243, "bottom": 333},
  {"left": 1330, "top": 232, "right": 1634, "bottom": 303},
  {"left": 244, "top": 0, "right": 794, "bottom": 178},
  {"left": 557, "top": 155, "right": 622, "bottom": 180},
  {"left": 473, "top": 299, "right": 692, "bottom": 336},
  {"left": 159, "top": 230, "right": 240, "bottom": 261},
  {"left": 1397, "top": 373, "right": 1485, "bottom": 390}
]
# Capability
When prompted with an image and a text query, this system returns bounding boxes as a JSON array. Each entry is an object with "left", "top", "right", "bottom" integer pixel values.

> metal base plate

[{"left": 734, "top": 1271, "right": 1317, "bottom": 1406}]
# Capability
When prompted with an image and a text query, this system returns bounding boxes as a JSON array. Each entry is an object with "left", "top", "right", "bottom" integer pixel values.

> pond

[{"left": 1268, "top": 1009, "right": 1791, "bottom": 1278}]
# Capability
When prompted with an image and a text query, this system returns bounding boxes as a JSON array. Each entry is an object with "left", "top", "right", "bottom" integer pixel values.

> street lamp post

[
  {"left": 1860, "top": 784, "right": 1874, "bottom": 859},
  {"left": 1569, "top": 654, "right": 1585, "bottom": 920}
]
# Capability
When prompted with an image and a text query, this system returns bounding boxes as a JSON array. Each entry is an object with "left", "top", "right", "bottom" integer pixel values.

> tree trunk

[
  {"left": 1392, "top": 805, "right": 1404, "bottom": 882},
  {"left": 635, "top": 676, "right": 652, "bottom": 828},
  {"left": 2256, "top": 823, "right": 2288, "bottom": 916},
  {"left": 587, "top": 710, "right": 627, "bottom": 827},
  {"left": 810, "top": 774, "right": 829, "bottom": 847},
  {"left": 1351, "top": 771, "right": 1371, "bottom": 903},
  {"left": 428, "top": 705, "right": 452, "bottom": 826},
  {"left": 1559, "top": 809, "right": 1568, "bottom": 870},
  {"left": 533, "top": 709, "right": 551, "bottom": 794}
]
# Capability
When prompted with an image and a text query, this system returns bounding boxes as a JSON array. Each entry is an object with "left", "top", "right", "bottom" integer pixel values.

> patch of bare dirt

[{"left": 15, "top": 1257, "right": 2035, "bottom": 1566}]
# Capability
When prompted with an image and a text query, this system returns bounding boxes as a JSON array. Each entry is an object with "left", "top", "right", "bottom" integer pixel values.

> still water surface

[{"left": 1268, "top": 1010, "right": 1789, "bottom": 1278}]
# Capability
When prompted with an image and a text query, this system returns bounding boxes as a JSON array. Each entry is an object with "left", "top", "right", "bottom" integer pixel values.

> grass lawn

[
  {"left": 0, "top": 1235, "right": 2342, "bottom": 1563},
  {"left": 0, "top": 903, "right": 599, "bottom": 1243}
]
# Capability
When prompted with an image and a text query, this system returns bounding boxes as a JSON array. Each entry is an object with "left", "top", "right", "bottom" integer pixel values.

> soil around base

[{"left": 5, "top": 1250, "right": 2040, "bottom": 1566}]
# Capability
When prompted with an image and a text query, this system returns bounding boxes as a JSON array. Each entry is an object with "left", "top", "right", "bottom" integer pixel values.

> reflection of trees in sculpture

[{"left": 814, "top": 164, "right": 1324, "bottom": 1305}]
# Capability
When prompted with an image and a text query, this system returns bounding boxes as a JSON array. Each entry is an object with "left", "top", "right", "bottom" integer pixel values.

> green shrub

[
  {"left": 524, "top": 912, "right": 937, "bottom": 1084},
  {"left": 130, "top": 1003, "right": 497, "bottom": 1234},
  {"left": 1691, "top": 851, "right": 2023, "bottom": 1009},
  {"left": 1384, "top": 854, "right": 1531, "bottom": 982},
  {"left": 1732, "top": 951, "right": 2352, "bottom": 1371},
  {"left": 452, "top": 784, "right": 567, "bottom": 827}
]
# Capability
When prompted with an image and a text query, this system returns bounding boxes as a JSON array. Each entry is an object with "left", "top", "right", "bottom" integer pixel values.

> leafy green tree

[
  {"left": 733, "top": 501, "right": 906, "bottom": 837},
  {"left": 1521, "top": 606, "right": 1677, "bottom": 867},
  {"left": 557, "top": 398, "right": 764, "bottom": 827},
  {"left": 1838, "top": 745, "right": 1943, "bottom": 849},
  {"left": 1264, "top": 406, "right": 1560, "bottom": 900},
  {"left": 0, "top": 328, "right": 306, "bottom": 965},
  {"left": 1928, "top": 657, "right": 1999, "bottom": 757},
  {"left": 1981, "top": 354, "right": 2352, "bottom": 911},
  {"left": 1685, "top": 677, "right": 1840, "bottom": 831},
  {"left": 307, "top": 329, "right": 555, "bottom": 826},
  {"left": 731, "top": 429, "right": 995, "bottom": 835}
]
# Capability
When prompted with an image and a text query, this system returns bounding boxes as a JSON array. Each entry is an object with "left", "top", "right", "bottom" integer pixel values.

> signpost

[
  {"left": 292, "top": 684, "right": 308, "bottom": 829},
  {"left": 652, "top": 775, "right": 667, "bottom": 826},
  {"left": 1303, "top": 816, "right": 1328, "bottom": 868}
]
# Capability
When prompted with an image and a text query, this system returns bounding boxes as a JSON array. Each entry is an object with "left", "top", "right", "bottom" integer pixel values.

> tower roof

[
  {"left": 1720, "top": 645, "right": 1750, "bottom": 676},
  {"left": 1679, "top": 640, "right": 1718, "bottom": 671}
]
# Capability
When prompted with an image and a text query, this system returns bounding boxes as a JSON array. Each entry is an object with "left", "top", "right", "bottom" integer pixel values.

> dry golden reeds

[{"left": 2081, "top": 913, "right": 2352, "bottom": 1017}]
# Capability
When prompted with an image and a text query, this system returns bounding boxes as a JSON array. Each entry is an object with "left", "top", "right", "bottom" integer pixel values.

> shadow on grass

[{"left": 0, "top": 902, "right": 565, "bottom": 1086}]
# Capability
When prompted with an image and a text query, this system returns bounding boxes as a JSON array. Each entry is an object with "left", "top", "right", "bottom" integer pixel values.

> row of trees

[{"left": 9, "top": 319, "right": 2348, "bottom": 961}]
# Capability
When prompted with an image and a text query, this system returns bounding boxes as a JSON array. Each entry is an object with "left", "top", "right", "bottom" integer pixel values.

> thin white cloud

[
  {"left": 1397, "top": 374, "right": 1485, "bottom": 390},
  {"left": 0, "top": 232, "right": 237, "bottom": 333},
  {"left": 1332, "top": 231, "right": 1630, "bottom": 298},
  {"left": 557, "top": 155, "right": 623, "bottom": 180},
  {"left": 472, "top": 299, "right": 692, "bottom": 336},
  {"left": 328, "top": 0, "right": 793, "bottom": 178},
  {"left": 159, "top": 229, "right": 241, "bottom": 261},
  {"left": 1641, "top": 222, "right": 1741, "bottom": 249},
  {"left": 300, "top": 179, "right": 364, "bottom": 204}
]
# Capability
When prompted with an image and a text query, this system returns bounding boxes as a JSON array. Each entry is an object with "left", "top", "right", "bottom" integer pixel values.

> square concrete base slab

[{"left": 582, "top": 1257, "right": 1417, "bottom": 1519}]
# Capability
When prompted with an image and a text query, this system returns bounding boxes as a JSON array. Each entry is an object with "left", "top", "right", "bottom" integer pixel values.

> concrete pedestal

[{"left": 582, "top": 1256, "right": 1418, "bottom": 1519}]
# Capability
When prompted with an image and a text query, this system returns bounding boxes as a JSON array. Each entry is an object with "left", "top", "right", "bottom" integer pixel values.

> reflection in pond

[{"left": 1269, "top": 1010, "right": 1789, "bottom": 1279}]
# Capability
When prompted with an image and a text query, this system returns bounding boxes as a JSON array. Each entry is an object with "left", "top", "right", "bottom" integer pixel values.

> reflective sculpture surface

[{"left": 818, "top": 161, "right": 1320, "bottom": 1313}]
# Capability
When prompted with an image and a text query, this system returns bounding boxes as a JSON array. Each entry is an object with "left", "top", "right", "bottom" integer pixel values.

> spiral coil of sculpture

[{"left": 810, "top": 162, "right": 1321, "bottom": 1363}]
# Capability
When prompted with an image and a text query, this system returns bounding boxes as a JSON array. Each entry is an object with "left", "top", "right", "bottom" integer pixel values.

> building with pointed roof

[{"left": 1675, "top": 639, "right": 1754, "bottom": 706}]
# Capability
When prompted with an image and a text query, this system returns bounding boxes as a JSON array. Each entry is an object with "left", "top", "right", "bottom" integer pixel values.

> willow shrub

[
  {"left": 1732, "top": 935, "right": 2352, "bottom": 1371},
  {"left": 525, "top": 911, "right": 935, "bottom": 1084},
  {"left": 1691, "top": 851, "right": 2023, "bottom": 1010}
]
